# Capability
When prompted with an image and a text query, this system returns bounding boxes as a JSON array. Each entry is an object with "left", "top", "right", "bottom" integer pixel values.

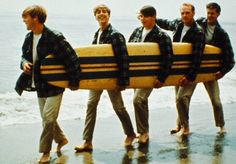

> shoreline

[{"left": 0, "top": 103, "right": 236, "bottom": 163}]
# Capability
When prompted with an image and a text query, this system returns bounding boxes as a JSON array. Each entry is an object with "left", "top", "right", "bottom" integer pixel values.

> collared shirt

[
  {"left": 196, "top": 17, "right": 235, "bottom": 75},
  {"left": 21, "top": 26, "right": 81, "bottom": 97},
  {"left": 92, "top": 24, "right": 129, "bottom": 86},
  {"left": 156, "top": 18, "right": 205, "bottom": 81},
  {"left": 128, "top": 25, "right": 173, "bottom": 83}
]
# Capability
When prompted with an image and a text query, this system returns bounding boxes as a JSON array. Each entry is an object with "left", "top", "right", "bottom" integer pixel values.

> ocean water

[{"left": 0, "top": 13, "right": 235, "bottom": 126}]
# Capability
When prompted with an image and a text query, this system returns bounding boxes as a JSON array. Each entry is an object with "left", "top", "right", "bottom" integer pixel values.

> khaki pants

[
  {"left": 203, "top": 80, "right": 225, "bottom": 127},
  {"left": 133, "top": 88, "right": 153, "bottom": 134},
  {"left": 175, "top": 80, "right": 225, "bottom": 128},
  {"left": 38, "top": 93, "right": 67, "bottom": 153},
  {"left": 175, "top": 84, "right": 196, "bottom": 129},
  {"left": 83, "top": 90, "right": 135, "bottom": 141}
]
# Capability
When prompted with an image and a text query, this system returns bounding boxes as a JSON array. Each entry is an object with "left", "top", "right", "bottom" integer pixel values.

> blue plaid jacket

[
  {"left": 196, "top": 17, "right": 235, "bottom": 75},
  {"left": 21, "top": 26, "right": 80, "bottom": 97},
  {"left": 128, "top": 25, "right": 173, "bottom": 83},
  {"left": 92, "top": 24, "right": 129, "bottom": 86},
  {"left": 156, "top": 18, "right": 205, "bottom": 81}
]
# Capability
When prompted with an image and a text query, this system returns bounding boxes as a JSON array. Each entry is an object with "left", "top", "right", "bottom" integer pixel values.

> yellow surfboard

[{"left": 40, "top": 42, "right": 221, "bottom": 89}]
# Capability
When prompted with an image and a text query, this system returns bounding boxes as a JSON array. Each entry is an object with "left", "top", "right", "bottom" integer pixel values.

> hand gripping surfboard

[{"left": 40, "top": 42, "right": 221, "bottom": 89}]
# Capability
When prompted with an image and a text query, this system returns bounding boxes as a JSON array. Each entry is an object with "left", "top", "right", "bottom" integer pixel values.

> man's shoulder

[
  {"left": 25, "top": 31, "right": 32, "bottom": 39},
  {"left": 155, "top": 26, "right": 171, "bottom": 39},
  {"left": 43, "top": 26, "right": 63, "bottom": 38},
  {"left": 131, "top": 26, "right": 143, "bottom": 33},
  {"left": 196, "top": 17, "right": 207, "bottom": 23},
  {"left": 171, "top": 18, "right": 182, "bottom": 26},
  {"left": 215, "top": 23, "right": 228, "bottom": 34},
  {"left": 109, "top": 27, "right": 125, "bottom": 38},
  {"left": 108, "top": 25, "right": 121, "bottom": 34},
  {"left": 192, "top": 21, "right": 204, "bottom": 33}
]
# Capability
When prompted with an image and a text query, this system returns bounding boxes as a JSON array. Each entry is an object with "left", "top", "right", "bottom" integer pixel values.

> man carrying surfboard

[
  {"left": 74, "top": 4, "right": 136, "bottom": 152},
  {"left": 195, "top": 2, "right": 235, "bottom": 134},
  {"left": 156, "top": 3, "right": 205, "bottom": 135},
  {"left": 18, "top": 5, "right": 80, "bottom": 163},
  {"left": 129, "top": 5, "right": 173, "bottom": 144}
]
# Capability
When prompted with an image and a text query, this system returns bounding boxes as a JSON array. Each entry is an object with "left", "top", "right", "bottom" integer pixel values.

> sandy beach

[{"left": 0, "top": 102, "right": 236, "bottom": 164}]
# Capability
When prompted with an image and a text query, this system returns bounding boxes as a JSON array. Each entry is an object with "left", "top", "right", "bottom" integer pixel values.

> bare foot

[
  {"left": 170, "top": 125, "right": 181, "bottom": 134},
  {"left": 138, "top": 133, "right": 149, "bottom": 145},
  {"left": 38, "top": 153, "right": 50, "bottom": 163},
  {"left": 124, "top": 134, "right": 137, "bottom": 146},
  {"left": 57, "top": 138, "right": 69, "bottom": 153},
  {"left": 219, "top": 126, "right": 226, "bottom": 134},
  {"left": 74, "top": 142, "right": 93, "bottom": 152},
  {"left": 177, "top": 127, "right": 190, "bottom": 136},
  {"left": 182, "top": 127, "right": 190, "bottom": 136}
]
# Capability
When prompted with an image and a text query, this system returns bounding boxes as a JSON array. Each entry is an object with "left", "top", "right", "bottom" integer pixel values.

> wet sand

[{"left": 0, "top": 103, "right": 236, "bottom": 164}]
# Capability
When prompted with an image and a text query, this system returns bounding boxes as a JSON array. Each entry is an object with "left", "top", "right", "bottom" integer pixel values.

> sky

[{"left": 0, "top": 0, "right": 236, "bottom": 22}]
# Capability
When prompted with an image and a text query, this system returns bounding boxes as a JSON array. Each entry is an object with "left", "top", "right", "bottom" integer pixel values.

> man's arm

[
  {"left": 157, "top": 33, "right": 173, "bottom": 83},
  {"left": 55, "top": 33, "right": 81, "bottom": 89},
  {"left": 21, "top": 34, "right": 33, "bottom": 74},
  {"left": 111, "top": 33, "right": 129, "bottom": 86},
  {"left": 156, "top": 18, "right": 179, "bottom": 31},
  {"left": 186, "top": 30, "right": 205, "bottom": 81},
  {"left": 220, "top": 31, "right": 235, "bottom": 75}
]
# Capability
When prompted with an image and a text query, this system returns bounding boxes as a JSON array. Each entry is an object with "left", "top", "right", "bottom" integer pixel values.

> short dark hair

[
  {"left": 22, "top": 5, "right": 47, "bottom": 24},
  {"left": 206, "top": 2, "right": 221, "bottom": 13},
  {"left": 140, "top": 5, "right": 156, "bottom": 17}
]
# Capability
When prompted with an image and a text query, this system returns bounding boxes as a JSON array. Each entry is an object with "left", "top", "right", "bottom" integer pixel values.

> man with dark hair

[
  {"left": 74, "top": 4, "right": 136, "bottom": 152},
  {"left": 156, "top": 3, "right": 205, "bottom": 135},
  {"left": 196, "top": 2, "right": 235, "bottom": 133},
  {"left": 19, "top": 5, "right": 80, "bottom": 163},
  {"left": 129, "top": 5, "right": 173, "bottom": 144}
]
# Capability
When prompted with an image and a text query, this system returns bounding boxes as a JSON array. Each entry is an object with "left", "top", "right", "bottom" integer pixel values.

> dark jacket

[
  {"left": 156, "top": 18, "right": 205, "bottom": 81},
  {"left": 128, "top": 25, "right": 173, "bottom": 83},
  {"left": 92, "top": 24, "right": 129, "bottom": 86},
  {"left": 196, "top": 17, "right": 235, "bottom": 75},
  {"left": 15, "top": 73, "right": 35, "bottom": 96},
  {"left": 16, "top": 26, "right": 80, "bottom": 97}
]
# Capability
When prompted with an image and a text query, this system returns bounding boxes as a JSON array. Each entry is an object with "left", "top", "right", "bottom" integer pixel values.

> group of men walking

[{"left": 16, "top": 2, "right": 234, "bottom": 163}]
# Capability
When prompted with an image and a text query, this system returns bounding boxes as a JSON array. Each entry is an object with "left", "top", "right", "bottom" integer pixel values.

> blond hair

[
  {"left": 93, "top": 4, "right": 111, "bottom": 16},
  {"left": 22, "top": 5, "right": 47, "bottom": 23},
  {"left": 181, "top": 3, "right": 195, "bottom": 12}
]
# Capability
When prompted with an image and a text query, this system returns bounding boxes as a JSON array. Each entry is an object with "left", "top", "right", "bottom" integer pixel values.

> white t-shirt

[
  {"left": 205, "top": 24, "right": 216, "bottom": 43},
  {"left": 180, "top": 25, "right": 191, "bottom": 42},
  {"left": 141, "top": 28, "right": 152, "bottom": 42},
  {"left": 32, "top": 33, "right": 42, "bottom": 87},
  {"left": 97, "top": 30, "right": 102, "bottom": 44}
]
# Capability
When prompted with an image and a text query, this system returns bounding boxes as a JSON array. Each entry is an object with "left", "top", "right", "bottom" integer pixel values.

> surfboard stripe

[
  {"left": 40, "top": 43, "right": 222, "bottom": 89},
  {"left": 42, "top": 65, "right": 219, "bottom": 83},
  {"left": 41, "top": 54, "right": 221, "bottom": 70},
  {"left": 41, "top": 62, "right": 219, "bottom": 73}
]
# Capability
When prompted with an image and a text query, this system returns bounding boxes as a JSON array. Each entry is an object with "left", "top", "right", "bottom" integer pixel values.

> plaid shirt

[
  {"left": 157, "top": 18, "right": 205, "bottom": 81},
  {"left": 128, "top": 25, "right": 173, "bottom": 83},
  {"left": 21, "top": 26, "right": 80, "bottom": 97},
  {"left": 196, "top": 17, "right": 235, "bottom": 75},
  {"left": 92, "top": 24, "right": 129, "bottom": 86}
]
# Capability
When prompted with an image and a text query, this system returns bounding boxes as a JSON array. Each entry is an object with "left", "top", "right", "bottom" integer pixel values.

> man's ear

[{"left": 33, "top": 17, "right": 38, "bottom": 22}]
